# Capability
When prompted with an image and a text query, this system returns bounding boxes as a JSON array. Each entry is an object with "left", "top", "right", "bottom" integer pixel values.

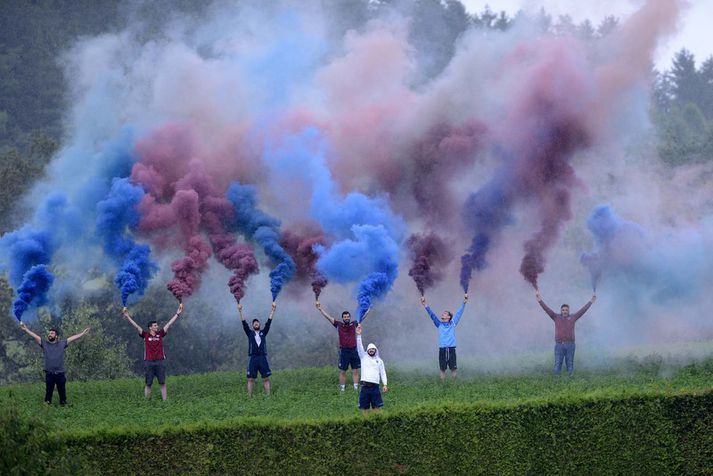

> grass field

[{"left": 2, "top": 350, "right": 712, "bottom": 438}]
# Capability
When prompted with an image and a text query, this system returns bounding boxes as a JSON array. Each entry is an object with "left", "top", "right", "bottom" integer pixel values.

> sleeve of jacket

[
  {"left": 263, "top": 318, "right": 272, "bottom": 336},
  {"left": 242, "top": 320, "right": 251, "bottom": 336},
  {"left": 379, "top": 360, "right": 387, "bottom": 386},
  {"left": 452, "top": 302, "right": 466, "bottom": 326},
  {"left": 425, "top": 307, "right": 441, "bottom": 328},
  {"left": 538, "top": 300, "right": 558, "bottom": 320},
  {"left": 356, "top": 335, "right": 365, "bottom": 358},
  {"left": 573, "top": 300, "right": 593, "bottom": 321}
]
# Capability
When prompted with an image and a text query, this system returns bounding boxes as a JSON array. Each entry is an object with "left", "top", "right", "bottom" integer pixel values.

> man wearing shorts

[
  {"left": 420, "top": 293, "right": 468, "bottom": 380},
  {"left": 122, "top": 302, "right": 183, "bottom": 400},
  {"left": 315, "top": 301, "right": 370, "bottom": 392},
  {"left": 355, "top": 324, "right": 387, "bottom": 416},
  {"left": 239, "top": 301, "right": 276, "bottom": 397}
]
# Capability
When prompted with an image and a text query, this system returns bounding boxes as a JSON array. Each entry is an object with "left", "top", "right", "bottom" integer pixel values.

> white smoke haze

[{"left": 6, "top": 0, "right": 712, "bottom": 373}]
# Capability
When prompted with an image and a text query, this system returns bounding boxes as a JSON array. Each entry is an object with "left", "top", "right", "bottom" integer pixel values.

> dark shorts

[
  {"left": 338, "top": 347, "right": 361, "bottom": 370},
  {"left": 358, "top": 383, "right": 384, "bottom": 410},
  {"left": 247, "top": 355, "right": 271, "bottom": 379},
  {"left": 438, "top": 347, "right": 457, "bottom": 371},
  {"left": 144, "top": 360, "right": 166, "bottom": 386}
]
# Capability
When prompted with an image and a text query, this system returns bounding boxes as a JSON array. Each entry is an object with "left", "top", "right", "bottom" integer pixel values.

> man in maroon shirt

[
  {"left": 315, "top": 301, "right": 370, "bottom": 392},
  {"left": 122, "top": 303, "right": 183, "bottom": 400},
  {"left": 536, "top": 290, "right": 596, "bottom": 376}
]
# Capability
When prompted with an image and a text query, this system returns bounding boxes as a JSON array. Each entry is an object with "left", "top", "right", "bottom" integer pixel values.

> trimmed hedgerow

[{"left": 62, "top": 391, "right": 713, "bottom": 475}]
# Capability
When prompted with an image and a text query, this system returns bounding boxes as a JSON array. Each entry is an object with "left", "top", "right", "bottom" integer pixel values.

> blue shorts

[
  {"left": 338, "top": 347, "right": 361, "bottom": 370},
  {"left": 358, "top": 383, "right": 383, "bottom": 409},
  {"left": 247, "top": 355, "right": 271, "bottom": 379}
]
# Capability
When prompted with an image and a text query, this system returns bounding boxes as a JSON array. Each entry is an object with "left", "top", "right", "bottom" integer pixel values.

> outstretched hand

[
  {"left": 356, "top": 324, "right": 362, "bottom": 336},
  {"left": 535, "top": 290, "right": 542, "bottom": 301},
  {"left": 383, "top": 385, "right": 389, "bottom": 393},
  {"left": 237, "top": 302, "right": 243, "bottom": 312},
  {"left": 82, "top": 327, "right": 91, "bottom": 336},
  {"left": 591, "top": 293, "right": 597, "bottom": 303},
  {"left": 122, "top": 307, "right": 129, "bottom": 318},
  {"left": 420, "top": 296, "right": 426, "bottom": 306},
  {"left": 464, "top": 293, "right": 469, "bottom": 303},
  {"left": 177, "top": 303, "right": 184, "bottom": 315},
  {"left": 271, "top": 301, "right": 277, "bottom": 311},
  {"left": 19, "top": 322, "right": 27, "bottom": 330},
  {"left": 315, "top": 301, "right": 321, "bottom": 310}
]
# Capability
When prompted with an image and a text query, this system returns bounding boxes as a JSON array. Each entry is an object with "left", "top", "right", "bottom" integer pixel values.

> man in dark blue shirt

[{"left": 238, "top": 301, "right": 276, "bottom": 397}]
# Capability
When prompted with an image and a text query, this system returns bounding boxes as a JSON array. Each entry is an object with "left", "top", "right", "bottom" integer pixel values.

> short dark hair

[
  {"left": 341, "top": 311, "right": 351, "bottom": 318},
  {"left": 560, "top": 304, "right": 570, "bottom": 309},
  {"left": 252, "top": 319, "right": 260, "bottom": 324},
  {"left": 48, "top": 328, "right": 59, "bottom": 335},
  {"left": 147, "top": 320, "right": 158, "bottom": 328},
  {"left": 445, "top": 311, "right": 453, "bottom": 319}
]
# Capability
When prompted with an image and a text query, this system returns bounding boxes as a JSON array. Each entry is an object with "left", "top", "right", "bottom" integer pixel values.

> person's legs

[
  {"left": 565, "top": 343, "right": 576, "bottom": 376},
  {"left": 438, "top": 348, "right": 447, "bottom": 381},
  {"left": 156, "top": 362, "right": 167, "bottom": 400},
  {"left": 339, "top": 370, "right": 346, "bottom": 390},
  {"left": 44, "top": 372, "right": 55, "bottom": 404},
  {"left": 553, "top": 343, "right": 565, "bottom": 374},
  {"left": 351, "top": 369, "right": 359, "bottom": 389},
  {"left": 144, "top": 361, "right": 154, "bottom": 398},
  {"left": 57, "top": 373, "right": 67, "bottom": 405},
  {"left": 263, "top": 377, "right": 271, "bottom": 396},
  {"left": 247, "top": 378, "right": 255, "bottom": 397},
  {"left": 449, "top": 347, "right": 458, "bottom": 379}
]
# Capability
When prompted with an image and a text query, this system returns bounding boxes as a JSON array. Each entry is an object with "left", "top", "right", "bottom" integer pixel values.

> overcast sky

[{"left": 461, "top": 0, "right": 712, "bottom": 70}]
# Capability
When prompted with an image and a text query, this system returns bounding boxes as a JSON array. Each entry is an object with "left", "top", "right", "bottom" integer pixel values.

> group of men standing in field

[{"left": 17, "top": 288, "right": 596, "bottom": 414}]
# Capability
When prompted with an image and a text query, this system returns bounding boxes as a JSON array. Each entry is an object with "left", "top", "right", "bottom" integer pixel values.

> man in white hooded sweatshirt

[{"left": 355, "top": 324, "right": 388, "bottom": 416}]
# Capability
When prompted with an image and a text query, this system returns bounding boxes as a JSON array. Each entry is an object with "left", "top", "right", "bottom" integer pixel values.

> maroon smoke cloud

[
  {"left": 279, "top": 228, "right": 328, "bottom": 299},
  {"left": 132, "top": 124, "right": 259, "bottom": 301},
  {"left": 406, "top": 232, "right": 453, "bottom": 296}
]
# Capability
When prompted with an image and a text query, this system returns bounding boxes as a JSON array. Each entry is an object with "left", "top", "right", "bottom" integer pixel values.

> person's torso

[
  {"left": 360, "top": 355, "right": 383, "bottom": 383},
  {"left": 42, "top": 339, "right": 67, "bottom": 372},
  {"left": 144, "top": 331, "right": 165, "bottom": 360},
  {"left": 554, "top": 315, "right": 576, "bottom": 341},
  {"left": 249, "top": 329, "right": 268, "bottom": 355},
  {"left": 335, "top": 321, "right": 357, "bottom": 348},
  {"left": 438, "top": 321, "right": 457, "bottom": 347}
]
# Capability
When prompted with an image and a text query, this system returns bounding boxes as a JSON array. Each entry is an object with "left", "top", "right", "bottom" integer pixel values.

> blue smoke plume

[
  {"left": 0, "top": 193, "right": 80, "bottom": 320},
  {"left": 96, "top": 177, "right": 157, "bottom": 305},
  {"left": 226, "top": 182, "right": 296, "bottom": 300},
  {"left": 262, "top": 127, "right": 404, "bottom": 320}
]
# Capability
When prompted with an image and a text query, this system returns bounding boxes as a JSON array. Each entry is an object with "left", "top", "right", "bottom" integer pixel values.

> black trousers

[{"left": 44, "top": 371, "right": 67, "bottom": 404}]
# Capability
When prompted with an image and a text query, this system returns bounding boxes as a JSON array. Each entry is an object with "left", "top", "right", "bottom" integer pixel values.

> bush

[
  {"left": 62, "top": 391, "right": 713, "bottom": 475},
  {"left": 0, "top": 397, "right": 89, "bottom": 475}
]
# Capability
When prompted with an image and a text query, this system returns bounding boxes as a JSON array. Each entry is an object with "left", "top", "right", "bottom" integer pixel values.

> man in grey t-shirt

[{"left": 19, "top": 323, "right": 90, "bottom": 405}]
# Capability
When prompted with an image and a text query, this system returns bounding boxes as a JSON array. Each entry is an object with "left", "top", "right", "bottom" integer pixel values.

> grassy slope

[{"left": 1, "top": 354, "right": 712, "bottom": 438}]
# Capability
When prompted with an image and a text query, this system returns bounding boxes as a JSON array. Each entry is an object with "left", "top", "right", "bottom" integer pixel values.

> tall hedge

[{"left": 64, "top": 391, "right": 712, "bottom": 475}]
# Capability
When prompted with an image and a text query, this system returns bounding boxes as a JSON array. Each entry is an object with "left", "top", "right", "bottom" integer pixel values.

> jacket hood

[{"left": 366, "top": 343, "right": 380, "bottom": 358}]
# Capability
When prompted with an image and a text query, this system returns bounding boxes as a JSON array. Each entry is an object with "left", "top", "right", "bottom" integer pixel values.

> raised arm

[
  {"left": 573, "top": 294, "right": 596, "bottom": 321},
  {"left": 67, "top": 327, "right": 90, "bottom": 344},
  {"left": 268, "top": 301, "right": 276, "bottom": 320},
  {"left": 314, "top": 301, "right": 335, "bottom": 325},
  {"left": 19, "top": 322, "right": 41, "bottom": 345},
  {"left": 535, "top": 291, "right": 557, "bottom": 320},
  {"left": 238, "top": 303, "right": 251, "bottom": 335},
  {"left": 421, "top": 296, "right": 441, "bottom": 328},
  {"left": 356, "top": 325, "right": 365, "bottom": 358},
  {"left": 452, "top": 293, "right": 468, "bottom": 326},
  {"left": 163, "top": 303, "right": 184, "bottom": 333},
  {"left": 122, "top": 307, "right": 144, "bottom": 335}
]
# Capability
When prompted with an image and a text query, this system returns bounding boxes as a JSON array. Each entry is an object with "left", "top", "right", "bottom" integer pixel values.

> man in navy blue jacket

[{"left": 238, "top": 301, "right": 276, "bottom": 397}]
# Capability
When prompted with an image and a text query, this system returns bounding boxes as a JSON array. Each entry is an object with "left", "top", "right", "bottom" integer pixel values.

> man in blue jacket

[
  {"left": 420, "top": 293, "right": 468, "bottom": 380},
  {"left": 238, "top": 301, "right": 276, "bottom": 397}
]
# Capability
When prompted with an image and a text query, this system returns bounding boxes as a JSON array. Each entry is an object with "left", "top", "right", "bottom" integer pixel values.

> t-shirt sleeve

[
  {"left": 39, "top": 339, "right": 45, "bottom": 348},
  {"left": 140, "top": 330, "right": 147, "bottom": 338},
  {"left": 62, "top": 339, "right": 69, "bottom": 349},
  {"left": 159, "top": 329, "right": 167, "bottom": 337},
  {"left": 332, "top": 321, "right": 339, "bottom": 329}
]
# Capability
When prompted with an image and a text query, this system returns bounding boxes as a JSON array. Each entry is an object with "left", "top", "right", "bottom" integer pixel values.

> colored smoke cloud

[
  {"left": 407, "top": 232, "right": 453, "bottom": 296},
  {"left": 279, "top": 229, "right": 329, "bottom": 299},
  {"left": 226, "top": 182, "right": 296, "bottom": 301},
  {"left": 96, "top": 177, "right": 157, "bottom": 304}
]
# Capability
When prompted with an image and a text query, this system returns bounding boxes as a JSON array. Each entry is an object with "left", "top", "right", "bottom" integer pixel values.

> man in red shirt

[
  {"left": 535, "top": 290, "right": 596, "bottom": 376},
  {"left": 122, "top": 302, "right": 183, "bottom": 400},
  {"left": 315, "top": 301, "right": 370, "bottom": 392}
]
